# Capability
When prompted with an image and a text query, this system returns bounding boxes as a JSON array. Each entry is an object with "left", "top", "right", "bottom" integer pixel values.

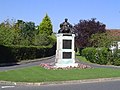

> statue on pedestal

[{"left": 58, "top": 18, "right": 76, "bottom": 34}]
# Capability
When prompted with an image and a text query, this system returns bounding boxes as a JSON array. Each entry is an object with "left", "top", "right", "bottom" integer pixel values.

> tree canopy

[
  {"left": 0, "top": 17, "right": 55, "bottom": 46},
  {"left": 74, "top": 18, "right": 106, "bottom": 48},
  {"left": 39, "top": 14, "right": 53, "bottom": 35}
]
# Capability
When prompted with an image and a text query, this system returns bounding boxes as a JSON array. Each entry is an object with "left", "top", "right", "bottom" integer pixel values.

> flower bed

[{"left": 40, "top": 63, "right": 92, "bottom": 70}]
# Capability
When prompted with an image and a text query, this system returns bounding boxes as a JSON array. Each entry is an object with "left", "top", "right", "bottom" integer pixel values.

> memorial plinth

[{"left": 55, "top": 33, "right": 78, "bottom": 68}]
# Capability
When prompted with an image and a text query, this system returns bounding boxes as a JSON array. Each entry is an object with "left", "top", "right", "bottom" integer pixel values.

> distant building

[{"left": 107, "top": 29, "right": 120, "bottom": 51}]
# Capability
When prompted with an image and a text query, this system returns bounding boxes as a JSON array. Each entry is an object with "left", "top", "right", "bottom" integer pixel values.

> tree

[
  {"left": 74, "top": 18, "right": 106, "bottom": 48},
  {"left": 13, "top": 20, "right": 38, "bottom": 45},
  {"left": 0, "top": 23, "right": 14, "bottom": 45},
  {"left": 90, "top": 33, "right": 113, "bottom": 48},
  {"left": 39, "top": 14, "right": 53, "bottom": 35},
  {"left": 33, "top": 34, "right": 51, "bottom": 46}
]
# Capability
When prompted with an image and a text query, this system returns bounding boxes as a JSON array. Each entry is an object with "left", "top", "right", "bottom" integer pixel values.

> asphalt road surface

[
  {"left": 0, "top": 56, "right": 120, "bottom": 71},
  {"left": 0, "top": 56, "right": 55, "bottom": 71},
  {"left": 0, "top": 81, "right": 120, "bottom": 90}
]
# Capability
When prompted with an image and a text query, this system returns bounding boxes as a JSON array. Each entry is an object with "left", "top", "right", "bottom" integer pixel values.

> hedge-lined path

[{"left": 0, "top": 55, "right": 120, "bottom": 71}]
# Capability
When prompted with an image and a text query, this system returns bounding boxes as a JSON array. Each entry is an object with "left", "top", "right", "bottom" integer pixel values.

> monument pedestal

[{"left": 55, "top": 33, "right": 78, "bottom": 68}]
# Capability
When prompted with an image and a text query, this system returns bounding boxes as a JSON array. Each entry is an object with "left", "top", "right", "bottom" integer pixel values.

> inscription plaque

[
  {"left": 63, "top": 40, "right": 72, "bottom": 49},
  {"left": 63, "top": 52, "right": 72, "bottom": 59}
]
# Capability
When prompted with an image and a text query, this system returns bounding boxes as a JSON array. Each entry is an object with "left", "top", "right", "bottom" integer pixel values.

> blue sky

[{"left": 0, "top": 0, "right": 120, "bottom": 32}]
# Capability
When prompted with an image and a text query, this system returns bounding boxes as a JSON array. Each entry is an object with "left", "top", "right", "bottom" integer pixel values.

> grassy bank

[{"left": 0, "top": 66, "right": 120, "bottom": 82}]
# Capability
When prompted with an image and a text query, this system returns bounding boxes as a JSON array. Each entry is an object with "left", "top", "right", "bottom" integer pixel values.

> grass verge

[
  {"left": 76, "top": 55, "right": 91, "bottom": 63},
  {"left": 0, "top": 66, "right": 120, "bottom": 82}
]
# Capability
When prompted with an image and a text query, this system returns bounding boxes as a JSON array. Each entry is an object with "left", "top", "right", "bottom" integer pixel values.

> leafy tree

[
  {"left": 90, "top": 33, "right": 113, "bottom": 48},
  {"left": 33, "top": 34, "right": 51, "bottom": 46},
  {"left": 33, "top": 33, "right": 56, "bottom": 46},
  {"left": 0, "top": 18, "right": 54, "bottom": 46},
  {"left": 13, "top": 20, "right": 38, "bottom": 45},
  {"left": 39, "top": 14, "right": 53, "bottom": 35},
  {"left": 74, "top": 18, "right": 106, "bottom": 48},
  {"left": 0, "top": 23, "right": 14, "bottom": 45}
]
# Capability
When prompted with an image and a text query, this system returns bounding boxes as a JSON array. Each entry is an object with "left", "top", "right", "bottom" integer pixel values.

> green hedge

[
  {"left": 82, "top": 47, "right": 120, "bottom": 66},
  {"left": 0, "top": 45, "right": 56, "bottom": 63},
  {"left": 112, "top": 49, "right": 120, "bottom": 66},
  {"left": 82, "top": 47, "right": 110, "bottom": 65}
]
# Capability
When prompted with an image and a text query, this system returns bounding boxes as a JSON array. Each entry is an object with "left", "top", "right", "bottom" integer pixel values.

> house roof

[{"left": 106, "top": 29, "right": 120, "bottom": 36}]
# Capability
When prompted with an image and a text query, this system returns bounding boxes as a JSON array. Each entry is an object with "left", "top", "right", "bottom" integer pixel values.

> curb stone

[{"left": 0, "top": 77, "right": 120, "bottom": 86}]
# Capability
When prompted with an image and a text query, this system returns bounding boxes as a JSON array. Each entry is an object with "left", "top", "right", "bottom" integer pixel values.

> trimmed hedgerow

[{"left": 0, "top": 45, "right": 56, "bottom": 63}]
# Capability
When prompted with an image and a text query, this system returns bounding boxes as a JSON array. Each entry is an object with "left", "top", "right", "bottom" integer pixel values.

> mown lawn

[{"left": 0, "top": 66, "right": 120, "bottom": 82}]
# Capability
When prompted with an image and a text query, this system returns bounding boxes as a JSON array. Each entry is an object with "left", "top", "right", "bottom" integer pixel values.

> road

[
  {"left": 0, "top": 56, "right": 55, "bottom": 71},
  {"left": 0, "top": 81, "right": 120, "bottom": 90},
  {"left": 0, "top": 56, "right": 120, "bottom": 71}
]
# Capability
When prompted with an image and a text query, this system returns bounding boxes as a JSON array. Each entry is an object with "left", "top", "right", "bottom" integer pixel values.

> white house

[
  {"left": 107, "top": 29, "right": 120, "bottom": 53},
  {"left": 118, "top": 41, "right": 120, "bottom": 49}
]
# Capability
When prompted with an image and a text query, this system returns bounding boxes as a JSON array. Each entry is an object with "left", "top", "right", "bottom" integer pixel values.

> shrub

[
  {"left": 82, "top": 47, "right": 109, "bottom": 65},
  {"left": 112, "top": 49, "right": 120, "bottom": 66},
  {"left": 0, "top": 45, "right": 56, "bottom": 63},
  {"left": 82, "top": 47, "right": 96, "bottom": 63},
  {"left": 95, "top": 48, "right": 109, "bottom": 64}
]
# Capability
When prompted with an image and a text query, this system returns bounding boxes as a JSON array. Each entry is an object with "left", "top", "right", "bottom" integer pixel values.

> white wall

[{"left": 118, "top": 41, "right": 120, "bottom": 49}]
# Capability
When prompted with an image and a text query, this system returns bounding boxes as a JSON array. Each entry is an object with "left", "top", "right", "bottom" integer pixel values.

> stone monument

[{"left": 55, "top": 18, "right": 78, "bottom": 68}]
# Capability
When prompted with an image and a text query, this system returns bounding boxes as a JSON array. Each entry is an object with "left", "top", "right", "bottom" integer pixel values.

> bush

[
  {"left": 82, "top": 47, "right": 96, "bottom": 63},
  {"left": 0, "top": 45, "right": 56, "bottom": 63},
  {"left": 82, "top": 47, "right": 109, "bottom": 65},
  {"left": 113, "top": 58, "right": 120, "bottom": 66},
  {"left": 112, "top": 49, "right": 120, "bottom": 66},
  {"left": 95, "top": 48, "right": 109, "bottom": 64}
]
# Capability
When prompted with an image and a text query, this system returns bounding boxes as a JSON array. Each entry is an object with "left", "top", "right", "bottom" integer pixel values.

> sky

[{"left": 0, "top": 0, "right": 120, "bottom": 32}]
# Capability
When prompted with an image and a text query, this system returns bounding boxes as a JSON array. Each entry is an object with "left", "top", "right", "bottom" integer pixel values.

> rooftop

[{"left": 106, "top": 29, "right": 120, "bottom": 36}]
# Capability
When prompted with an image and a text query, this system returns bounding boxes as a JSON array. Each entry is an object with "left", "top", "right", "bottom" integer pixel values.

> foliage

[
  {"left": 0, "top": 45, "right": 56, "bottom": 63},
  {"left": 39, "top": 14, "right": 53, "bottom": 35},
  {"left": 82, "top": 47, "right": 120, "bottom": 66},
  {"left": 82, "top": 47, "right": 110, "bottom": 65},
  {"left": 13, "top": 20, "right": 38, "bottom": 45},
  {"left": 33, "top": 34, "right": 52, "bottom": 46},
  {"left": 90, "top": 33, "right": 113, "bottom": 48},
  {"left": 112, "top": 49, "right": 120, "bottom": 66},
  {"left": 0, "top": 18, "right": 55, "bottom": 46},
  {"left": 33, "top": 33, "right": 56, "bottom": 46},
  {"left": 74, "top": 18, "right": 106, "bottom": 48},
  {"left": 0, "top": 23, "right": 14, "bottom": 45},
  {"left": 0, "top": 18, "right": 56, "bottom": 63},
  {"left": 82, "top": 47, "right": 97, "bottom": 63}
]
